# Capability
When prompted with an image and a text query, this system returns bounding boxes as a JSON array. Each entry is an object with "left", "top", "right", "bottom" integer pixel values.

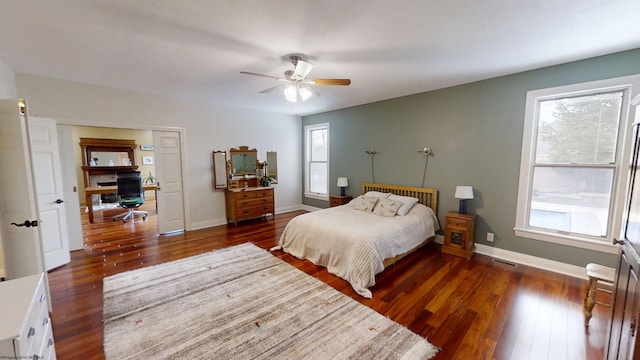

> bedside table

[
  {"left": 330, "top": 195, "right": 352, "bottom": 207},
  {"left": 442, "top": 211, "right": 477, "bottom": 259}
]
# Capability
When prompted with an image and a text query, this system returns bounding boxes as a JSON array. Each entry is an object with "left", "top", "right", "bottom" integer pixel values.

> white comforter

[{"left": 272, "top": 203, "right": 439, "bottom": 298}]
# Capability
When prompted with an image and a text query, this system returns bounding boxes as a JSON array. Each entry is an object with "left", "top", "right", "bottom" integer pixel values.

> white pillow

[
  {"left": 372, "top": 198, "right": 402, "bottom": 217},
  {"left": 363, "top": 191, "right": 391, "bottom": 199},
  {"left": 389, "top": 194, "right": 419, "bottom": 216},
  {"left": 349, "top": 195, "right": 379, "bottom": 212}
]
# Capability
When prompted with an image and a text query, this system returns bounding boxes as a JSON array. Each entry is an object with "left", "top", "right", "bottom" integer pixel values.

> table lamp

[
  {"left": 337, "top": 177, "right": 349, "bottom": 196},
  {"left": 454, "top": 186, "right": 474, "bottom": 214}
]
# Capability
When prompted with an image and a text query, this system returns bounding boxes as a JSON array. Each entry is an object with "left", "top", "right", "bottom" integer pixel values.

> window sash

[
  {"left": 515, "top": 75, "right": 640, "bottom": 253},
  {"left": 305, "top": 123, "right": 329, "bottom": 199}
]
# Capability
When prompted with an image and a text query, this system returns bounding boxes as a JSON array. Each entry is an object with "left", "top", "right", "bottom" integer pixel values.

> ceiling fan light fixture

[
  {"left": 299, "top": 85, "right": 312, "bottom": 101},
  {"left": 284, "top": 84, "right": 313, "bottom": 103},
  {"left": 284, "top": 85, "right": 298, "bottom": 102}
]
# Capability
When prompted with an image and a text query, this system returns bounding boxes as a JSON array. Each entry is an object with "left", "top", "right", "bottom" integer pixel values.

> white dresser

[{"left": 0, "top": 273, "right": 56, "bottom": 359}]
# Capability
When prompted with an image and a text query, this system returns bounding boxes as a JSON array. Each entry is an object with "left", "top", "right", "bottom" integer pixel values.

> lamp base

[
  {"left": 458, "top": 199, "right": 468, "bottom": 215},
  {"left": 340, "top": 187, "right": 346, "bottom": 196}
]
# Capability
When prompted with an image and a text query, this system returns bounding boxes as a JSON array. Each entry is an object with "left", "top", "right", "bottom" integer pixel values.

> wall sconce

[
  {"left": 337, "top": 177, "right": 349, "bottom": 196},
  {"left": 417, "top": 147, "right": 432, "bottom": 156},
  {"left": 365, "top": 148, "right": 378, "bottom": 183},
  {"left": 454, "top": 186, "right": 474, "bottom": 214}
]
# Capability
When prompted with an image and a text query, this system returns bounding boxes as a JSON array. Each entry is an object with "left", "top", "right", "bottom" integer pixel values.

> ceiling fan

[{"left": 240, "top": 55, "right": 351, "bottom": 103}]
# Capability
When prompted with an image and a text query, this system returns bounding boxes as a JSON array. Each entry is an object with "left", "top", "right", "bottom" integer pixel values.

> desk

[{"left": 85, "top": 184, "right": 157, "bottom": 223}]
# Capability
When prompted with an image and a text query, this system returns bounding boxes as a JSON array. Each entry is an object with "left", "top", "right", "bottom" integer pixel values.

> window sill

[
  {"left": 304, "top": 192, "right": 329, "bottom": 201},
  {"left": 514, "top": 227, "right": 619, "bottom": 254}
]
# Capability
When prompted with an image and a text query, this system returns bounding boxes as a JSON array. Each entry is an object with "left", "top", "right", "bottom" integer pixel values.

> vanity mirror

[
  {"left": 212, "top": 150, "right": 228, "bottom": 190},
  {"left": 230, "top": 146, "right": 258, "bottom": 175},
  {"left": 266, "top": 151, "right": 278, "bottom": 183}
]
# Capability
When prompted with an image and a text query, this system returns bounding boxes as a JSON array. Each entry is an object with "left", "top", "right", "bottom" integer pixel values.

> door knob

[
  {"left": 53, "top": 199, "right": 64, "bottom": 204},
  {"left": 11, "top": 220, "right": 39, "bottom": 228}
]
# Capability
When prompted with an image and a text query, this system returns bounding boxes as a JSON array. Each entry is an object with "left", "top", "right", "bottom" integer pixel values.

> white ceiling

[{"left": 1, "top": 1, "right": 639, "bottom": 116}]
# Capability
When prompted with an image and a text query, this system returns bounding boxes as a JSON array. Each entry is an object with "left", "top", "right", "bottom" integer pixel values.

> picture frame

[
  {"left": 142, "top": 156, "right": 154, "bottom": 165},
  {"left": 140, "top": 145, "right": 154, "bottom": 151}
]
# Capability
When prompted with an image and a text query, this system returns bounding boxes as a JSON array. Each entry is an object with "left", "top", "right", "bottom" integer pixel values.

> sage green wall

[{"left": 303, "top": 48, "right": 640, "bottom": 268}]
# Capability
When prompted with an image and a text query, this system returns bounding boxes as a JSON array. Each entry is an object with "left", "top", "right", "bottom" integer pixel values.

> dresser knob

[
  {"left": 48, "top": 338, "right": 54, "bottom": 347},
  {"left": 39, "top": 294, "right": 46, "bottom": 303},
  {"left": 43, "top": 316, "right": 49, "bottom": 326},
  {"left": 28, "top": 327, "right": 36, "bottom": 338}
]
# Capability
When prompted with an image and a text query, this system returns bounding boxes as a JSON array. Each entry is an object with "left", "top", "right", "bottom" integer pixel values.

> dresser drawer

[
  {"left": 254, "top": 189, "right": 273, "bottom": 198},
  {"left": 237, "top": 196, "right": 273, "bottom": 207},
  {"left": 36, "top": 321, "right": 56, "bottom": 360},
  {"left": 236, "top": 205, "right": 273, "bottom": 219},
  {"left": 234, "top": 191, "right": 256, "bottom": 199}
]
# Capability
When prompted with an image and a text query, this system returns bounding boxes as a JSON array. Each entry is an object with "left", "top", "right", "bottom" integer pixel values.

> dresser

[
  {"left": 0, "top": 273, "right": 56, "bottom": 359},
  {"left": 225, "top": 187, "right": 275, "bottom": 226}
]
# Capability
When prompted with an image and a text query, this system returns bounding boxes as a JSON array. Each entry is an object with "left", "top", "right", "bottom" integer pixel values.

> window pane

[
  {"left": 536, "top": 92, "right": 622, "bottom": 164},
  {"left": 311, "top": 129, "right": 327, "bottom": 161},
  {"left": 309, "top": 162, "right": 327, "bottom": 194},
  {"left": 529, "top": 166, "right": 613, "bottom": 236}
]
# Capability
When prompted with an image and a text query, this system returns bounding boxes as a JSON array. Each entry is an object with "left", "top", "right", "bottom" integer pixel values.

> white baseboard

[
  {"left": 435, "top": 234, "right": 592, "bottom": 280},
  {"left": 474, "top": 243, "right": 590, "bottom": 280}
]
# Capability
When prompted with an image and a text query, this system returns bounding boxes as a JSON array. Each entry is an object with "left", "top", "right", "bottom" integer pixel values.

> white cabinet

[{"left": 0, "top": 273, "right": 56, "bottom": 359}]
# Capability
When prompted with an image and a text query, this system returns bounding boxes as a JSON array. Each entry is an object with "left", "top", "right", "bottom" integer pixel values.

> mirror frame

[
  {"left": 212, "top": 150, "right": 228, "bottom": 190},
  {"left": 229, "top": 146, "right": 258, "bottom": 176},
  {"left": 266, "top": 151, "right": 278, "bottom": 184}
]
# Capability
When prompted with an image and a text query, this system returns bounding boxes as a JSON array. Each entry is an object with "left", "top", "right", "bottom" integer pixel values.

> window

[
  {"left": 515, "top": 75, "right": 640, "bottom": 253},
  {"left": 305, "top": 123, "right": 329, "bottom": 200}
]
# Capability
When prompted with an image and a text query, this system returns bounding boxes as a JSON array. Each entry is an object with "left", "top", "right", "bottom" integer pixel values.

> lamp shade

[
  {"left": 337, "top": 177, "right": 349, "bottom": 187},
  {"left": 454, "top": 186, "right": 474, "bottom": 199}
]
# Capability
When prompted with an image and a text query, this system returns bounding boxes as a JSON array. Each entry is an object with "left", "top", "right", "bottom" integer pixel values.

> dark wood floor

[{"left": 47, "top": 201, "right": 610, "bottom": 359}]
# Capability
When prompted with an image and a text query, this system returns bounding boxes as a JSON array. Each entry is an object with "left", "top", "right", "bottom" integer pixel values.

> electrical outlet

[{"left": 487, "top": 232, "right": 494, "bottom": 242}]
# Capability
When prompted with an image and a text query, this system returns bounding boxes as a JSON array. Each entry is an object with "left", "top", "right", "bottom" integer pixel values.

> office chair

[{"left": 112, "top": 172, "right": 148, "bottom": 222}]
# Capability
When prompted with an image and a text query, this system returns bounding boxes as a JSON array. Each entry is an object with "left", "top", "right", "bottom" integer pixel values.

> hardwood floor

[{"left": 47, "top": 201, "right": 609, "bottom": 359}]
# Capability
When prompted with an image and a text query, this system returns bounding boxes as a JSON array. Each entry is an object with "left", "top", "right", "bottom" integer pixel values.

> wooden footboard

[{"left": 361, "top": 183, "right": 439, "bottom": 268}]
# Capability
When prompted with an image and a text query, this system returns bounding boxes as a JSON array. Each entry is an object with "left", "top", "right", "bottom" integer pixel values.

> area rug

[{"left": 103, "top": 243, "right": 438, "bottom": 359}]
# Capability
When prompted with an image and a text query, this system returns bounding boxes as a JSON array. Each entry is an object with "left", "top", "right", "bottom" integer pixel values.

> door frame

[{"left": 54, "top": 119, "right": 191, "bottom": 232}]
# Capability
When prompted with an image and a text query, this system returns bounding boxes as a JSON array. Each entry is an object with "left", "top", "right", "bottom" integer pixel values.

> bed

[{"left": 272, "top": 183, "right": 439, "bottom": 298}]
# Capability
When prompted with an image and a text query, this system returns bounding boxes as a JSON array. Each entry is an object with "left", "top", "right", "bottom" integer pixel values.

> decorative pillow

[
  {"left": 349, "top": 195, "right": 379, "bottom": 212},
  {"left": 363, "top": 191, "right": 391, "bottom": 199},
  {"left": 372, "top": 198, "right": 402, "bottom": 217},
  {"left": 389, "top": 194, "right": 419, "bottom": 216}
]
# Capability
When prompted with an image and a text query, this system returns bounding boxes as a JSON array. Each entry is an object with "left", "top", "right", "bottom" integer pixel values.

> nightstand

[
  {"left": 330, "top": 195, "right": 352, "bottom": 207},
  {"left": 442, "top": 211, "right": 477, "bottom": 259}
]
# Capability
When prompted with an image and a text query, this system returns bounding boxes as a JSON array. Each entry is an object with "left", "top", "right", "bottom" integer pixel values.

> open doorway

[{"left": 60, "top": 125, "right": 184, "bottom": 251}]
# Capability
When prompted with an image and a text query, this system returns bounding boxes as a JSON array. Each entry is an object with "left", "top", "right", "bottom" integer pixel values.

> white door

[
  {"left": 0, "top": 99, "right": 45, "bottom": 279},
  {"left": 29, "top": 116, "right": 70, "bottom": 269},
  {"left": 153, "top": 131, "right": 185, "bottom": 234},
  {"left": 57, "top": 125, "right": 83, "bottom": 251}
]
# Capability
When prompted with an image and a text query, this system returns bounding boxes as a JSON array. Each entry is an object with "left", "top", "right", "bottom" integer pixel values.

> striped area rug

[{"left": 103, "top": 243, "right": 438, "bottom": 359}]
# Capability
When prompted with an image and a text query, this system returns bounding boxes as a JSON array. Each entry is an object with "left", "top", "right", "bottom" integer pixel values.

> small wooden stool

[{"left": 584, "top": 263, "right": 615, "bottom": 326}]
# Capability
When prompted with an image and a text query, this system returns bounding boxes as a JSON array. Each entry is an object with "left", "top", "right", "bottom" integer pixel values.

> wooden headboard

[{"left": 361, "top": 183, "right": 438, "bottom": 215}]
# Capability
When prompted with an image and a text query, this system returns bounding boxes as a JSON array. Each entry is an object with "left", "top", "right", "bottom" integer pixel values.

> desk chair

[{"left": 112, "top": 172, "right": 148, "bottom": 222}]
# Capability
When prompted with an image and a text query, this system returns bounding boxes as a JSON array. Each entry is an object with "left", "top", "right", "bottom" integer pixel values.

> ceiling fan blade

[
  {"left": 259, "top": 83, "right": 287, "bottom": 94},
  {"left": 309, "top": 78, "right": 351, "bottom": 86},
  {"left": 240, "top": 71, "right": 283, "bottom": 81},
  {"left": 293, "top": 60, "right": 314, "bottom": 79}
]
